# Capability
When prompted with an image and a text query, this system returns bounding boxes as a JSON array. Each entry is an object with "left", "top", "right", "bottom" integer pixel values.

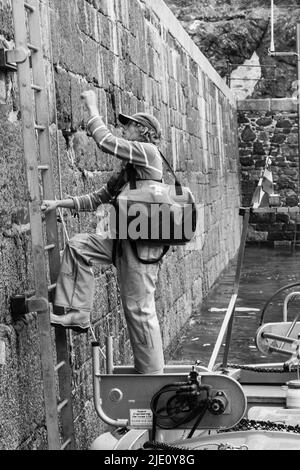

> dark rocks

[
  {"left": 253, "top": 141, "right": 265, "bottom": 155},
  {"left": 241, "top": 125, "right": 256, "bottom": 142},
  {"left": 276, "top": 119, "right": 293, "bottom": 129},
  {"left": 238, "top": 102, "right": 299, "bottom": 242},
  {"left": 165, "top": 0, "right": 300, "bottom": 98},
  {"left": 277, "top": 175, "right": 296, "bottom": 190},
  {"left": 271, "top": 133, "right": 286, "bottom": 144},
  {"left": 256, "top": 117, "right": 273, "bottom": 127},
  {"left": 238, "top": 114, "right": 249, "bottom": 124},
  {"left": 286, "top": 193, "right": 298, "bottom": 206},
  {"left": 240, "top": 156, "right": 253, "bottom": 166}
]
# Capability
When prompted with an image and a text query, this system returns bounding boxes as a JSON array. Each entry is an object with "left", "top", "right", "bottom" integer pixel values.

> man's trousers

[{"left": 54, "top": 233, "right": 165, "bottom": 374}]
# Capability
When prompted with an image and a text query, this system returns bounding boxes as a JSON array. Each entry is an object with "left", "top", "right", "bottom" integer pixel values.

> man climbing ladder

[{"left": 42, "top": 90, "right": 166, "bottom": 375}]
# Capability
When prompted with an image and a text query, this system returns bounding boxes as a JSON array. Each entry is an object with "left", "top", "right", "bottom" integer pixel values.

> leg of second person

[{"left": 116, "top": 241, "right": 165, "bottom": 374}]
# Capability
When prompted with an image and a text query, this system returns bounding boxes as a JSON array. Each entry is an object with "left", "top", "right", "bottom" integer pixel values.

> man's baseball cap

[{"left": 119, "top": 112, "right": 161, "bottom": 138}]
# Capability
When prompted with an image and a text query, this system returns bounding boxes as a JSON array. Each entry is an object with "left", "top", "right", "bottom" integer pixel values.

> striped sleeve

[
  {"left": 71, "top": 185, "right": 113, "bottom": 212},
  {"left": 87, "top": 114, "right": 162, "bottom": 177}
]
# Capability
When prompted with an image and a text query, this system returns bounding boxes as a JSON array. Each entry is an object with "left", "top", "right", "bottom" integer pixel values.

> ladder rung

[
  {"left": 44, "top": 243, "right": 56, "bottom": 251},
  {"left": 61, "top": 438, "right": 72, "bottom": 450},
  {"left": 35, "top": 124, "right": 45, "bottom": 131},
  {"left": 24, "top": 2, "right": 35, "bottom": 12},
  {"left": 38, "top": 164, "right": 49, "bottom": 170},
  {"left": 31, "top": 84, "right": 42, "bottom": 92},
  {"left": 55, "top": 361, "right": 66, "bottom": 372},
  {"left": 57, "top": 399, "right": 68, "bottom": 413},
  {"left": 27, "top": 43, "right": 39, "bottom": 53}
]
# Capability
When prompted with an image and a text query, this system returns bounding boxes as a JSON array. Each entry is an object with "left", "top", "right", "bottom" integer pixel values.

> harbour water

[{"left": 171, "top": 246, "right": 300, "bottom": 367}]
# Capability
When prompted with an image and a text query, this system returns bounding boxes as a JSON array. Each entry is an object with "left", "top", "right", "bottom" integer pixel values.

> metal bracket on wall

[
  {"left": 0, "top": 46, "right": 29, "bottom": 72},
  {"left": 239, "top": 206, "right": 253, "bottom": 216},
  {"left": 10, "top": 294, "right": 49, "bottom": 317}
]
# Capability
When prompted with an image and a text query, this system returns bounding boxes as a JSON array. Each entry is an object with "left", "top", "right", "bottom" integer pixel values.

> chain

[
  {"left": 143, "top": 441, "right": 193, "bottom": 451},
  {"left": 143, "top": 440, "right": 248, "bottom": 451},
  {"left": 143, "top": 417, "right": 300, "bottom": 451},
  {"left": 218, "top": 443, "right": 248, "bottom": 450},
  {"left": 218, "top": 418, "right": 300, "bottom": 434},
  {"left": 225, "top": 363, "right": 299, "bottom": 373}
]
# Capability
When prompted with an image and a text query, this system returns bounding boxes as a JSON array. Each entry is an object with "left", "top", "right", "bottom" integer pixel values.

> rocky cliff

[{"left": 165, "top": 0, "right": 300, "bottom": 99}]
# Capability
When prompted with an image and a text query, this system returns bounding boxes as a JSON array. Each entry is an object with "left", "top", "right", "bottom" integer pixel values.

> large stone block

[
  {"left": 99, "top": 14, "right": 112, "bottom": 50},
  {"left": 51, "top": 0, "right": 85, "bottom": 74},
  {"left": 0, "top": 2, "right": 13, "bottom": 39},
  {"left": 82, "top": 37, "right": 101, "bottom": 85},
  {"left": 78, "top": 0, "right": 99, "bottom": 41},
  {"left": 70, "top": 75, "right": 87, "bottom": 129}
]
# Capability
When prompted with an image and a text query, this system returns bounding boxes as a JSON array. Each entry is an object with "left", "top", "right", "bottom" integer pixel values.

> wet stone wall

[
  {"left": 238, "top": 98, "right": 299, "bottom": 244},
  {"left": 0, "top": 0, "right": 241, "bottom": 449}
]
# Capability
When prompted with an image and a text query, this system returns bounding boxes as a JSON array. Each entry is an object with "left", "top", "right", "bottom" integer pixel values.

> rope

[
  {"left": 57, "top": 206, "right": 70, "bottom": 243},
  {"left": 46, "top": 0, "right": 66, "bottom": 248},
  {"left": 88, "top": 325, "right": 107, "bottom": 360}
]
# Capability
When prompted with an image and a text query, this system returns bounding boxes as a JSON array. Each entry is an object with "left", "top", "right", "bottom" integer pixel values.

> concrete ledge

[
  {"left": 237, "top": 99, "right": 270, "bottom": 111},
  {"left": 252, "top": 206, "right": 300, "bottom": 214},
  {"left": 237, "top": 98, "right": 298, "bottom": 112},
  {"left": 270, "top": 98, "right": 298, "bottom": 112},
  {"left": 144, "top": 0, "right": 235, "bottom": 106}
]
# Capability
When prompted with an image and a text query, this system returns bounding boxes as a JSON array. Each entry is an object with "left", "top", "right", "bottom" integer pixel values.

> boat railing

[{"left": 283, "top": 292, "right": 300, "bottom": 322}]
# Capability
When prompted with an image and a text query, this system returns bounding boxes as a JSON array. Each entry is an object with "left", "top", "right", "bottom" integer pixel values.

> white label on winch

[{"left": 130, "top": 409, "right": 153, "bottom": 427}]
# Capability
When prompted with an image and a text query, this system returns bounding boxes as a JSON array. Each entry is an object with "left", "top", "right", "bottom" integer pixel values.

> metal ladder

[{"left": 9, "top": 0, "right": 75, "bottom": 450}]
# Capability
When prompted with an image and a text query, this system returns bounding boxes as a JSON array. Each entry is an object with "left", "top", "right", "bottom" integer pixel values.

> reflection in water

[{"left": 171, "top": 246, "right": 300, "bottom": 367}]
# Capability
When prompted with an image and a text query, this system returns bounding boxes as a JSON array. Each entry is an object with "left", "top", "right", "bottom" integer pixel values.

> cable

[
  {"left": 149, "top": 378, "right": 211, "bottom": 442},
  {"left": 187, "top": 394, "right": 209, "bottom": 439}
]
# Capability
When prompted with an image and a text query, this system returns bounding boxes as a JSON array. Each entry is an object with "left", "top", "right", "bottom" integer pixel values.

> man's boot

[{"left": 50, "top": 309, "right": 90, "bottom": 333}]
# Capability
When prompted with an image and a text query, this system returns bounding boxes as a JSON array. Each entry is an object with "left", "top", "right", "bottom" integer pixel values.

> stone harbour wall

[
  {"left": 0, "top": 0, "right": 241, "bottom": 449},
  {"left": 238, "top": 98, "right": 299, "bottom": 244}
]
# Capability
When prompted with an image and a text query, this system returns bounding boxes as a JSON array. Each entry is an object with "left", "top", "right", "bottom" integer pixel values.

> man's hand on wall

[{"left": 81, "top": 90, "right": 99, "bottom": 118}]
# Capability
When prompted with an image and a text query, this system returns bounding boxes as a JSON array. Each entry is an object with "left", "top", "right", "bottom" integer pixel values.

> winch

[{"left": 90, "top": 341, "right": 247, "bottom": 449}]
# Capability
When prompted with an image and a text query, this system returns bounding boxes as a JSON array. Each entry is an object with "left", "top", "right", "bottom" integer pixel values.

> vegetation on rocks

[{"left": 165, "top": 0, "right": 300, "bottom": 98}]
